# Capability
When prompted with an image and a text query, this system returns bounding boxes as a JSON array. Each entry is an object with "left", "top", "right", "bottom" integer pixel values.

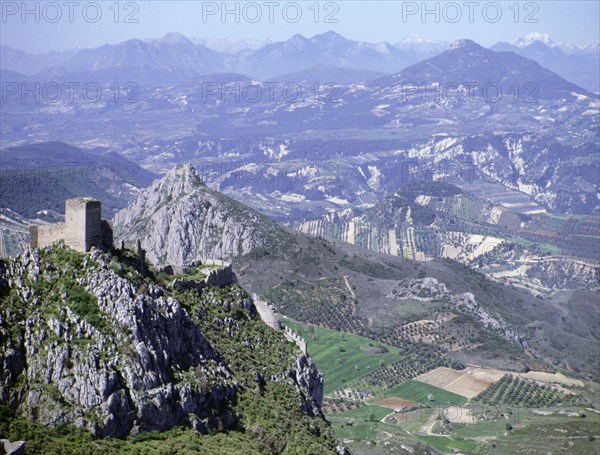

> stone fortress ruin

[
  {"left": 27, "top": 196, "right": 308, "bottom": 353},
  {"left": 29, "top": 197, "right": 113, "bottom": 252}
]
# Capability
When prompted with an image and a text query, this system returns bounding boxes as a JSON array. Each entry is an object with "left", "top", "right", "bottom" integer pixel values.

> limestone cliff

[
  {"left": 113, "top": 164, "right": 295, "bottom": 266},
  {"left": 0, "top": 244, "right": 332, "bottom": 451}
]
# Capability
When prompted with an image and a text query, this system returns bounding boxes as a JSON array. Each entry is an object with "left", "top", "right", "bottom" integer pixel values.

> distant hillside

[
  {"left": 36, "top": 34, "right": 224, "bottom": 85},
  {"left": 238, "top": 31, "right": 410, "bottom": 80},
  {"left": 0, "top": 169, "right": 123, "bottom": 218},
  {"left": 293, "top": 181, "right": 599, "bottom": 294},
  {"left": 371, "top": 39, "right": 590, "bottom": 100},
  {"left": 491, "top": 38, "right": 600, "bottom": 92},
  {"left": 0, "top": 142, "right": 156, "bottom": 218},
  {"left": 269, "top": 64, "right": 386, "bottom": 85},
  {"left": 0, "top": 45, "right": 77, "bottom": 75},
  {"left": 0, "top": 69, "right": 27, "bottom": 81},
  {"left": 235, "top": 232, "right": 600, "bottom": 381},
  {"left": 114, "top": 164, "right": 600, "bottom": 381}
]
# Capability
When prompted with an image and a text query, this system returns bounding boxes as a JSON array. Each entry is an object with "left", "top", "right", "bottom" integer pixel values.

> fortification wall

[
  {"left": 252, "top": 294, "right": 281, "bottom": 330},
  {"left": 250, "top": 293, "right": 307, "bottom": 354},
  {"left": 35, "top": 224, "right": 65, "bottom": 249},
  {"left": 204, "top": 264, "right": 236, "bottom": 287},
  {"left": 284, "top": 327, "right": 307, "bottom": 355}
]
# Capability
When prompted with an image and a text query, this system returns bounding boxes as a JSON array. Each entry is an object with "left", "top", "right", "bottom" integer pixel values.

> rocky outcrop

[
  {"left": 287, "top": 354, "right": 323, "bottom": 415},
  {"left": 0, "top": 247, "right": 236, "bottom": 437},
  {"left": 113, "top": 164, "right": 294, "bottom": 266},
  {"left": 0, "top": 245, "right": 325, "bottom": 440},
  {"left": 1, "top": 440, "right": 26, "bottom": 455},
  {"left": 388, "top": 277, "right": 526, "bottom": 347}
]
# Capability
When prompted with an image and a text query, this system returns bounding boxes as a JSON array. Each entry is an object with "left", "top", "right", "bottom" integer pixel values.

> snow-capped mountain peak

[
  {"left": 399, "top": 35, "right": 439, "bottom": 45},
  {"left": 514, "top": 32, "right": 555, "bottom": 48},
  {"left": 512, "top": 32, "right": 598, "bottom": 57},
  {"left": 372, "top": 42, "right": 393, "bottom": 55}
]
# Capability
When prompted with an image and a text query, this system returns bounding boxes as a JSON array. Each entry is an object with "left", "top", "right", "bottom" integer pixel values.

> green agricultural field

[
  {"left": 329, "top": 419, "right": 381, "bottom": 442},
  {"left": 450, "top": 417, "right": 509, "bottom": 438},
  {"left": 282, "top": 321, "right": 597, "bottom": 454},
  {"left": 328, "top": 406, "right": 396, "bottom": 441},
  {"left": 383, "top": 380, "right": 468, "bottom": 406},
  {"left": 327, "top": 406, "right": 408, "bottom": 453},
  {"left": 418, "top": 435, "right": 481, "bottom": 453},
  {"left": 485, "top": 407, "right": 600, "bottom": 454},
  {"left": 333, "top": 404, "right": 392, "bottom": 421},
  {"left": 282, "top": 320, "right": 401, "bottom": 394}
]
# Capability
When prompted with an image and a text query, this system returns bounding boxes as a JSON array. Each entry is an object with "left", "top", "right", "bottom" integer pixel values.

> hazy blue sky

[{"left": 1, "top": 1, "right": 599, "bottom": 53}]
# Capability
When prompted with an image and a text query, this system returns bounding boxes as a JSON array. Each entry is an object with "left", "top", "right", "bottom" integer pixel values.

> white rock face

[
  {"left": 113, "top": 163, "right": 292, "bottom": 266},
  {"left": 0, "top": 247, "right": 235, "bottom": 437}
]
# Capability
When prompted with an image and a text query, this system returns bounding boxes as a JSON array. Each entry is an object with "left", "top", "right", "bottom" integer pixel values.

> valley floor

[{"left": 283, "top": 320, "right": 600, "bottom": 455}]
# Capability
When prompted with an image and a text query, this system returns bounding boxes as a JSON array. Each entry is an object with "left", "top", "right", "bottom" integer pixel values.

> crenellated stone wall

[
  {"left": 252, "top": 294, "right": 281, "bottom": 330},
  {"left": 251, "top": 293, "right": 308, "bottom": 354},
  {"left": 284, "top": 327, "right": 307, "bottom": 355},
  {"left": 204, "top": 263, "right": 237, "bottom": 287}
]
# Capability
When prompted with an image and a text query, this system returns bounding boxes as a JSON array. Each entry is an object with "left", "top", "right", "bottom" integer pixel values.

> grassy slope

[
  {"left": 383, "top": 380, "right": 468, "bottom": 406},
  {"left": 283, "top": 320, "right": 401, "bottom": 394}
]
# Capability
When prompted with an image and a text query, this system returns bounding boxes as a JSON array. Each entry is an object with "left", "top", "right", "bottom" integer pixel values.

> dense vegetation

[
  {"left": 175, "top": 286, "right": 338, "bottom": 454},
  {"left": 0, "top": 169, "right": 123, "bottom": 217}
]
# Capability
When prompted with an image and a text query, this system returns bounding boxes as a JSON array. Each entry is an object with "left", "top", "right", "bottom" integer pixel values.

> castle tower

[
  {"left": 64, "top": 198, "right": 102, "bottom": 252},
  {"left": 29, "top": 197, "right": 113, "bottom": 252}
]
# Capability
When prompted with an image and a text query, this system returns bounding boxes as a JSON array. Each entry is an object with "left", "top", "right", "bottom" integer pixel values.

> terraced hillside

[{"left": 294, "top": 181, "right": 599, "bottom": 294}]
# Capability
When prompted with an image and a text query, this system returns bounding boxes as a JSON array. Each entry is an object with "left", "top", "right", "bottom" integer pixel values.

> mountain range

[
  {"left": 2, "top": 32, "right": 598, "bottom": 91},
  {"left": 1, "top": 31, "right": 414, "bottom": 84},
  {"left": 2, "top": 22, "right": 599, "bottom": 454},
  {"left": 492, "top": 33, "right": 600, "bottom": 92},
  {"left": 1, "top": 37, "right": 597, "bottom": 224}
]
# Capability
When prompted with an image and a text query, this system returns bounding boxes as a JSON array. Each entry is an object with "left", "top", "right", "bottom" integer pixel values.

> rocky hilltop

[
  {"left": 0, "top": 243, "right": 339, "bottom": 453},
  {"left": 113, "top": 163, "right": 295, "bottom": 266}
]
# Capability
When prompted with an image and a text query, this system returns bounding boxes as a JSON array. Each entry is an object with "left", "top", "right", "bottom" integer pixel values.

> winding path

[
  {"left": 419, "top": 409, "right": 440, "bottom": 435},
  {"left": 342, "top": 275, "right": 358, "bottom": 315},
  {"left": 342, "top": 275, "right": 356, "bottom": 300}
]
